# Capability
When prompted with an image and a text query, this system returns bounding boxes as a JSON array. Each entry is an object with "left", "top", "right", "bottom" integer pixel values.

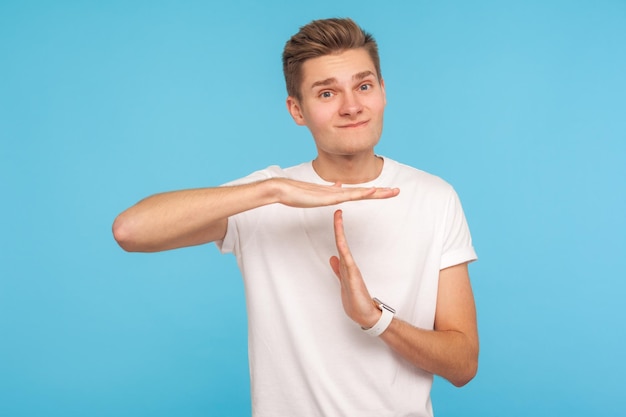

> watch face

[{"left": 373, "top": 297, "right": 396, "bottom": 314}]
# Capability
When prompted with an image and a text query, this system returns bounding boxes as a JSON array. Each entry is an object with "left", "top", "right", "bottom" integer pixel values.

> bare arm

[
  {"left": 112, "top": 179, "right": 399, "bottom": 252},
  {"left": 379, "top": 264, "right": 478, "bottom": 386},
  {"left": 330, "top": 210, "right": 478, "bottom": 387}
]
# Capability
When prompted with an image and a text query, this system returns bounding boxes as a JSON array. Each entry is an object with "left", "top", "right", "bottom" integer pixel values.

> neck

[{"left": 312, "top": 152, "right": 383, "bottom": 184}]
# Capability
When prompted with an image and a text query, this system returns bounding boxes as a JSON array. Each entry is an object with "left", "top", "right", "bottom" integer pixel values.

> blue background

[{"left": 1, "top": 0, "right": 625, "bottom": 415}]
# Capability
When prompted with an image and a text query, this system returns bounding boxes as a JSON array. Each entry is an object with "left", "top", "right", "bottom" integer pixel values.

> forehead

[{"left": 300, "top": 48, "right": 378, "bottom": 88}]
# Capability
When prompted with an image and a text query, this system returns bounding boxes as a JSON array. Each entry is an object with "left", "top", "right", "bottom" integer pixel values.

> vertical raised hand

[{"left": 329, "top": 209, "right": 381, "bottom": 329}]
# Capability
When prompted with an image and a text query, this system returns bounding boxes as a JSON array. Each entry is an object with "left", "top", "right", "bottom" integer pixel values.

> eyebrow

[{"left": 310, "top": 70, "right": 377, "bottom": 90}]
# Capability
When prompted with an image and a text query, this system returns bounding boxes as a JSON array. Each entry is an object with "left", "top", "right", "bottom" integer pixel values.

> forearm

[
  {"left": 113, "top": 178, "right": 399, "bottom": 252},
  {"left": 380, "top": 318, "right": 479, "bottom": 387},
  {"left": 112, "top": 180, "right": 276, "bottom": 252}
]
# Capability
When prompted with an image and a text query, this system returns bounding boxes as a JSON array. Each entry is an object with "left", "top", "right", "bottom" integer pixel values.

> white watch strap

[{"left": 363, "top": 304, "right": 394, "bottom": 337}]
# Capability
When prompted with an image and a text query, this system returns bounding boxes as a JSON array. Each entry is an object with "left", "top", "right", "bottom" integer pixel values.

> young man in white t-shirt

[{"left": 113, "top": 18, "right": 478, "bottom": 416}]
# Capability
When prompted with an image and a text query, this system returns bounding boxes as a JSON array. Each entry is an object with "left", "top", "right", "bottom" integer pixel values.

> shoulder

[
  {"left": 383, "top": 157, "right": 455, "bottom": 195},
  {"left": 222, "top": 162, "right": 310, "bottom": 186}
]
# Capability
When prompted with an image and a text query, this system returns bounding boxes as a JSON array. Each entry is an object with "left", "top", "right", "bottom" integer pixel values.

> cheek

[
  {"left": 371, "top": 96, "right": 386, "bottom": 113},
  {"left": 305, "top": 108, "right": 335, "bottom": 130}
]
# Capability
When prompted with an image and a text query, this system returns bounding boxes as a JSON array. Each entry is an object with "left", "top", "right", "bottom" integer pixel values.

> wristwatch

[{"left": 362, "top": 297, "right": 396, "bottom": 337}]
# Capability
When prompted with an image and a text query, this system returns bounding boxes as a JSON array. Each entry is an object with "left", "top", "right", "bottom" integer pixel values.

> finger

[
  {"left": 333, "top": 209, "right": 346, "bottom": 252},
  {"left": 329, "top": 256, "right": 341, "bottom": 280},
  {"left": 341, "top": 187, "right": 399, "bottom": 203},
  {"left": 365, "top": 187, "right": 400, "bottom": 199},
  {"left": 333, "top": 210, "right": 355, "bottom": 264}
]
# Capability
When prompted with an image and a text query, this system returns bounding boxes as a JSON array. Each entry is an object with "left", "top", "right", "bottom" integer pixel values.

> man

[{"left": 113, "top": 18, "right": 478, "bottom": 417}]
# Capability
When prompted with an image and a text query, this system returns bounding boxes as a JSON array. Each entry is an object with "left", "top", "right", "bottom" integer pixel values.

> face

[{"left": 286, "top": 48, "right": 386, "bottom": 160}]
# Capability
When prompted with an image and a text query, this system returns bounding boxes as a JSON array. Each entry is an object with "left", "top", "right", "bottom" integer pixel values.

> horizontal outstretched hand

[{"left": 273, "top": 178, "right": 400, "bottom": 209}]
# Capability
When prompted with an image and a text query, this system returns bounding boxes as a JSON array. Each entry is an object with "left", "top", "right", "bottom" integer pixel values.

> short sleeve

[
  {"left": 439, "top": 189, "right": 477, "bottom": 269},
  {"left": 213, "top": 165, "right": 286, "bottom": 255}
]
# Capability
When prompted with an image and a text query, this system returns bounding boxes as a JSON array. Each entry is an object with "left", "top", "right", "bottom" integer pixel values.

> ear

[{"left": 286, "top": 96, "right": 306, "bottom": 126}]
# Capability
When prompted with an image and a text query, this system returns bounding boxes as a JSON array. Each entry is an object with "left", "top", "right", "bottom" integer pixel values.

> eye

[
  {"left": 320, "top": 91, "right": 333, "bottom": 98},
  {"left": 359, "top": 83, "right": 372, "bottom": 91}
]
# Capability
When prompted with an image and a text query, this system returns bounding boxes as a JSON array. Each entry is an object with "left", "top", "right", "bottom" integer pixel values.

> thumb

[{"left": 329, "top": 256, "right": 341, "bottom": 280}]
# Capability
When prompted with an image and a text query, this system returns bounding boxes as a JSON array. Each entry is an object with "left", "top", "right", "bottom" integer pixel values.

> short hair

[{"left": 282, "top": 18, "right": 382, "bottom": 101}]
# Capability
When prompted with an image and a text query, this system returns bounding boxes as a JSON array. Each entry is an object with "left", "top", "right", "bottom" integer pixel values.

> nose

[{"left": 339, "top": 91, "right": 363, "bottom": 117}]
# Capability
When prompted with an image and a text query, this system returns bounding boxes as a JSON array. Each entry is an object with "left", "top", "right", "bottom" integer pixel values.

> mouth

[{"left": 338, "top": 120, "right": 369, "bottom": 129}]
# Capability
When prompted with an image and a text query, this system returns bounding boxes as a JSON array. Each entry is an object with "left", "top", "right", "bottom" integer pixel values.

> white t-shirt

[{"left": 217, "top": 157, "right": 476, "bottom": 417}]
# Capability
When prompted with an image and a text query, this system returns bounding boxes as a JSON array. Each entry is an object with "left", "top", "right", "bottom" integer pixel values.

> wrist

[
  {"left": 259, "top": 178, "right": 283, "bottom": 205},
  {"left": 361, "top": 314, "right": 382, "bottom": 331},
  {"left": 361, "top": 298, "right": 396, "bottom": 337},
  {"left": 361, "top": 299, "right": 383, "bottom": 328}
]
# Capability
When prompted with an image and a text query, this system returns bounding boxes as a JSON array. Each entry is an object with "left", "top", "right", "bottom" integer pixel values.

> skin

[{"left": 112, "top": 47, "right": 477, "bottom": 387}]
